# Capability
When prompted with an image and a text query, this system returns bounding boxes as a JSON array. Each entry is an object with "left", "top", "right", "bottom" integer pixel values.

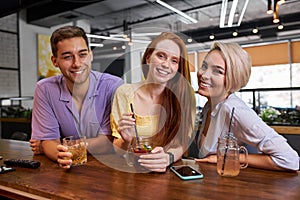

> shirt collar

[
  {"left": 210, "top": 93, "right": 235, "bottom": 117},
  {"left": 59, "top": 75, "right": 72, "bottom": 102},
  {"left": 58, "top": 71, "right": 99, "bottom": 102}
]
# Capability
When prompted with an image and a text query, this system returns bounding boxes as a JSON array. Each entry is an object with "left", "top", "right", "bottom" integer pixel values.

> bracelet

[{"left": 166, "top": 152, "right": 174, "bottom": 166}]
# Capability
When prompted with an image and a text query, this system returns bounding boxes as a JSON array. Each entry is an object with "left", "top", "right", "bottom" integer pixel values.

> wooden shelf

[{"left": 0, "top": 118, "right": 31, "bottom": 123}]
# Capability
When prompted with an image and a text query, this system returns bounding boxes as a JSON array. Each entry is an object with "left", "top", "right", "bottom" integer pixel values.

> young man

[{"left": 30, "top": 26, "right": 123, "bottom": 168}]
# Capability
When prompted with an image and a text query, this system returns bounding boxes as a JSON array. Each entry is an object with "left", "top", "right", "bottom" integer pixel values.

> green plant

[{"left": 259, "top": 107, "right": 281, "bottom": 123}]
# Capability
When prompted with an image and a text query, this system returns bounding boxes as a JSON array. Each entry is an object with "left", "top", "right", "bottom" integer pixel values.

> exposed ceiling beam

[
  {"left": 91, "top": 1, "right": 222, "bottom": 34},
  {"left": 26, "top": 0, "right": 103, "bottom": 23},
  {"left": 184, "top": 12, "right": 300, "bottom": 43},
  {"left": 0, "top": 0, "right": 51, "bottom": 18}
]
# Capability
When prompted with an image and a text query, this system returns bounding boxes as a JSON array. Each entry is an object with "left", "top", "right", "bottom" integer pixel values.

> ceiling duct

[
  {"left": 0, "top": 0, "right": 51, "bottom": 18},
  {"left": 219, "top": 0, "right": 249, "bottom": 28},
  {"left": 26, "top": 0, "right": 102, "bottom": 27}
]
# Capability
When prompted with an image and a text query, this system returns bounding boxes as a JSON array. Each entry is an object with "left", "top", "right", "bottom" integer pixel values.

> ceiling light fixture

[
  {"left": 227, "top": 0, "right": 239, "bottom": 27},
  {"left": 86, "top": 33, "right": 150, "bottom": 44},
  {"left": 123, "top": 20, "right": 129, "bottom": 39},
  {"left": 87, "top": 34, "right": 129, "bottom": 42},
  {"left": 278, "top": 24, "right": 284, "bottom": 30},
  {"left": 187, "top": 38, "right": 193, "bottom": 43},
  {"left": 252, "top": 27, "right": 259, "bottom": 34},
  {"left": 232, "top": 31, "right": 238, "bottom": 36},
  {"left": 220, "top": 0, "right": 249, "bottom": 28},
  {"left": 277, "top": 0, "right": 285, "bottom": 5},
  {"left": 156, "top": 0, "right": 198, "bottom": 24},
  {"left": 269, "top": 0, "right": 285, "bottom": 24},
  {"left": 273, "top": 1, "right": 280, "bottom": 23},
  {"left": 209, "top": 34, "right": 215, "bottom": 40},
  {"left": 89, "top": 43, "right": 104, "bottom": 47},
  {"left": 110, "top": 32, "right": 161, "bottom": 38},
  {"left": 128, "top": 28, "right": 133, "bottom": 46},
  {"left": 267, "top": 0, "right": 273, "bottom": 14}
]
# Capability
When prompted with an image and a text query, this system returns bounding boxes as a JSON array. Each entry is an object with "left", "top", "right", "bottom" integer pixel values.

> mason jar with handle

[{"left": 217, "top": 133, "right": 248, "bottom": 177}]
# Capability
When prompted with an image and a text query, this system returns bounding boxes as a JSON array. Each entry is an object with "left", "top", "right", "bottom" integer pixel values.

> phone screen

[
  {"left": 175, "top": 166, "right": 202, "bottom": 176},
  {"left": 170, "top": 165, "right": 203, "bottom": 180}
]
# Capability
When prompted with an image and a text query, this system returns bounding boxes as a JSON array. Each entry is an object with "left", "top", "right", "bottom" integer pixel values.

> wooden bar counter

[
  {"left": 271, "top": 125, "right": 300, "bottom": 135},
  {"left": 0, "top": 139, "right": 299, "bottom": 200}
]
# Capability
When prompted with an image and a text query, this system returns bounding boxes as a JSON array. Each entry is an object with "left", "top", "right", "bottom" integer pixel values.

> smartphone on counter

[{"left": 170, "top": 165, "right": 204, "bottom": 180}]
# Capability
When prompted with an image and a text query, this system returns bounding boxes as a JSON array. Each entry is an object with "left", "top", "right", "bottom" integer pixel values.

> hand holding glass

[
  {"left": 63, "top": 136, "right": 87, "bottom": 166},
  {"left": 126, "top": 136, "right": 153, "bottom": 171}
]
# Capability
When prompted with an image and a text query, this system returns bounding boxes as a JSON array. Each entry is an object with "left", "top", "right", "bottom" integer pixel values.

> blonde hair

[{"left": 209, "top": 42, "right": 252, "bottom": 93}]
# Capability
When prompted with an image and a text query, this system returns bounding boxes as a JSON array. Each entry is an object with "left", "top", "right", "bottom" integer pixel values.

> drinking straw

[
  {"left": 221, "top": 107, "right": 235, "bottom": 175},
  {"left": 130, "top": 103, "right": 141, "bottom": 149}
]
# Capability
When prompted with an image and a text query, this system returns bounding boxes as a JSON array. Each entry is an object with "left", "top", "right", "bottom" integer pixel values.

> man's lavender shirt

[{"left": 31, "top": 71, "right": 123, "bottom": 140}]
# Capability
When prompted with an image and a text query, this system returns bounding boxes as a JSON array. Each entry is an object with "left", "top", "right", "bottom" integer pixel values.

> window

[{"left": 237, "top": 63, "right": 300, "bottom": 109}]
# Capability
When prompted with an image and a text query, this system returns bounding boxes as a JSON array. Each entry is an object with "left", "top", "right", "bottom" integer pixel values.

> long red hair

[{"left": 141, "top": 32, "right": 195, "bottom": 150}]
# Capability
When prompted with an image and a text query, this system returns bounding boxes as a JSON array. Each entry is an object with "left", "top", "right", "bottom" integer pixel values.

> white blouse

[{"left": 197, "top": 93, "right": 299, "bottom": 171}]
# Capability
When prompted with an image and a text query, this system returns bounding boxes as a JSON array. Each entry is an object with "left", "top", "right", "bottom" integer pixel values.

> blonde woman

[{"left": 193, "top": 42, "right": 299, "bottom": 171}]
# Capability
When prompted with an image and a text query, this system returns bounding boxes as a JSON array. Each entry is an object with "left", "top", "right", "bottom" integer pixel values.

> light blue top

[
  {"left": 31, "top": 71, "right": 123, "bottom": 140},
  {"left": 198, "top": 93, "right": 299, "bottom": 171}
]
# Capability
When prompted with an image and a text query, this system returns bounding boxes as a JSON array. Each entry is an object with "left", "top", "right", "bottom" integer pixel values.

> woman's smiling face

[
  {"left": 146, "top": 39, "right": 180, "bottom": 84},
  {"left": 197, "top": 50, "right": 228, "bottom": 103}
]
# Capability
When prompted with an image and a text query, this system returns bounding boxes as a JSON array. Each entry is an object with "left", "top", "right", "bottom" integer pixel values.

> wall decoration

[{"left": 37, "top": 34, "right": 61, "bottom": 80}]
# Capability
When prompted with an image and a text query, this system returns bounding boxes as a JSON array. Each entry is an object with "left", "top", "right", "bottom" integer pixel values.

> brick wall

[{"left": 0, "top": 13, "right": 19, "bottom": 97}]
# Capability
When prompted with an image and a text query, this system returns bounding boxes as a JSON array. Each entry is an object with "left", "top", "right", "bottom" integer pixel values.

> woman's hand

[
  {"left": 194, "top": 154, "right": 217, "bottom": 164},
  {"left": 138, "top": 147, "right": 169, "bottom": 172},
  {"left": 117, "top": 113, "right": 135, "bottom": 143},
  {"left": 56, "top": 144, "right": 72, "bottom": 169},
  {"left": 29, "top": 139, "right": 44, "bottom": 155}
]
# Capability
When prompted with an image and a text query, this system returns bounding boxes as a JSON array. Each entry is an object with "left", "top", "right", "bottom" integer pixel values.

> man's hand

[
  {"left": 29, "top": 139, "right": 44, "bottom": 155},
  {"left": 57, "top": 144, "right": 72, "bottom": 169}
]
